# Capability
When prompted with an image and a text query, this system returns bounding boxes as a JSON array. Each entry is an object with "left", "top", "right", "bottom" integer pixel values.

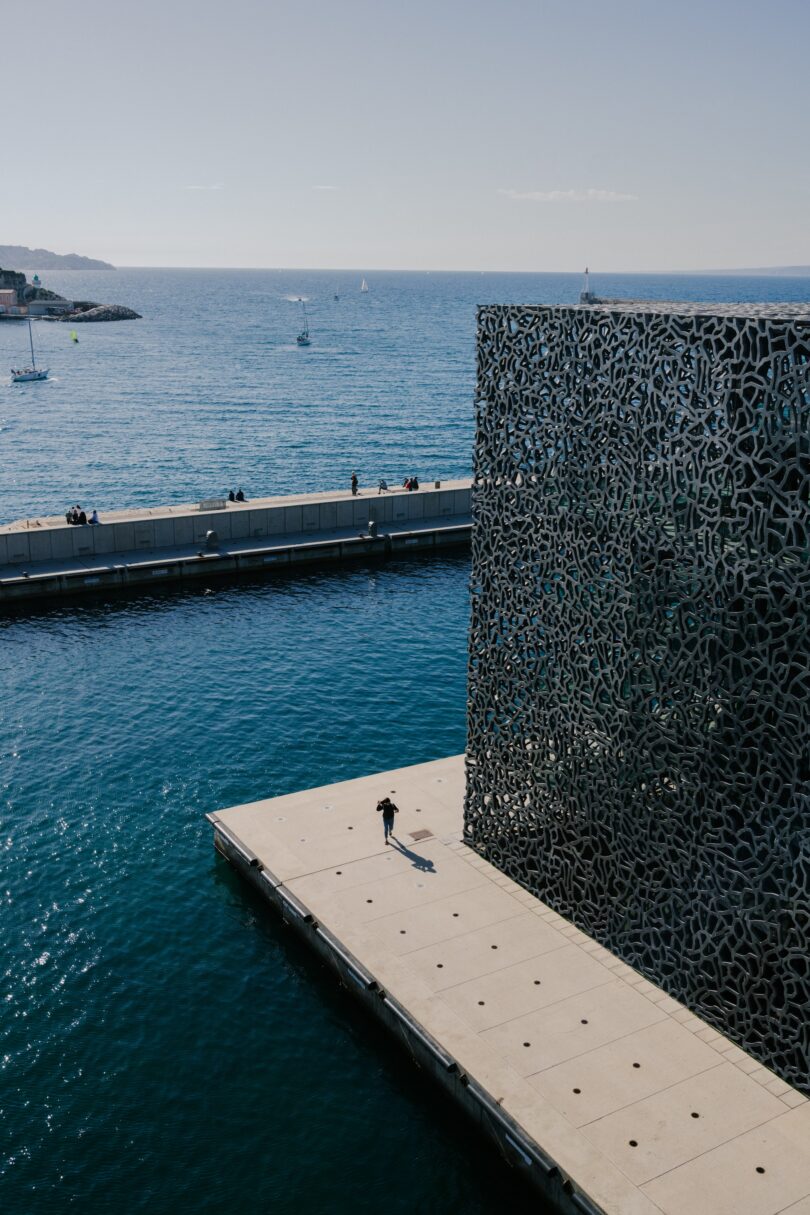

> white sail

[
  {"left": 360, "top": 278, "right": 369, "bottom": 292},
  {"left": 11, "top": 317, "right": 49, "bottom": 382},
  {"left": 296, "top": 297, "right": 311, "bottom": 345}
]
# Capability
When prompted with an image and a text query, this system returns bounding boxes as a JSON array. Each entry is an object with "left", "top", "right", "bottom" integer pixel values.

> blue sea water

[
  {"left": 1, "top": 269, "right": 809, "bottom": 1213},
  {"left": 2, "top": 267, "right": 810, "bottom": 520}
]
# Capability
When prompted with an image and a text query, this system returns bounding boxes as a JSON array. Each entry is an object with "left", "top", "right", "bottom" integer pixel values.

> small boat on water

[
  {"left": 360, "top": 278, "right": 369, "bottom": 293},
  {"left": 296, "top": 298, "right": 311, "bottom": 346},
  {"left": 11, "top": 317, "right": 49, "bottom": 383}
]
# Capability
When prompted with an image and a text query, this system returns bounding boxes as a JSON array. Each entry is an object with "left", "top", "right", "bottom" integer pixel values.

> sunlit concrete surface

[{"left": 210, "top": 755, "right": 810, "bottom": 1215}]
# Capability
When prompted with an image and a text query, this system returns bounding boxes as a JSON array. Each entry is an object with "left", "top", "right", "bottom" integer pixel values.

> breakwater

[{"left": 0, "top": 480, "right": 471, "bottom": 604}]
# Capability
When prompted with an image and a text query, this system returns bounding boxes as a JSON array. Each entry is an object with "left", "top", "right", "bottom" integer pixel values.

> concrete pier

[
  {"left": 0, "top": 480, "right": 471, "bottom": 605},
  {"left": 209, "top": 756, "right": 810, "bottom": 1215}
]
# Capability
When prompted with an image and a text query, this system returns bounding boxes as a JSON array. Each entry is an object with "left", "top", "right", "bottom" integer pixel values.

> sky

[{"left": 4, "top": 0, "right": 809, "bottom": 271}]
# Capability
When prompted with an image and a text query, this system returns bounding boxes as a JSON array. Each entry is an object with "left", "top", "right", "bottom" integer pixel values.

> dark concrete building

[{"left": 466, "top": 301, "right": 810, "bottom": 1092}]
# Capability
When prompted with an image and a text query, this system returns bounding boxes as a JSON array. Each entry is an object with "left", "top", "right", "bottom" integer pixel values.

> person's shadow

[{"left": 389, "top": 836, "right": 436, "bottom": 873}]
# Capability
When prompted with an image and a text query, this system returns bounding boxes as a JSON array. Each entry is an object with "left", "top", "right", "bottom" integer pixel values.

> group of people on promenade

[
  {"left": 350, "top": 473, "right": 421, "bottom": 496},
  {"left": 65, "top": 505, "right": 100, "bottom": 526},
  {"left": 62, "top": 476, "right": 425, "bottom": 525}
]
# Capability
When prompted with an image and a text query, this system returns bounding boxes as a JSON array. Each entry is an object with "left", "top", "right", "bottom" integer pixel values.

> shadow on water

[
  {"left": 0, "top": 543, "right": 479, "bottom": 1212},
  {"left": 0, "top": 549, "right": 472, "bottom": 628},
  {"left": 210, "top": 855, "right": 548, "bottom": 1215}
]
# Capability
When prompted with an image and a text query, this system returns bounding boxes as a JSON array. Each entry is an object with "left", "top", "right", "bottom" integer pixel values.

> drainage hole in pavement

[
  {"left": 478, "top": 1001, "right": 485, "bottom": 1006},
  {"left": 366, "top": 899, "right": 373, "bottom": 904},
  {"left": 691, "top": 1112, "right": 700, "bottom": 1119},
  {"left": 573, "top": 1088, "right": 581, "bottom": 1094},
  {"left": 534, "top": 980, "right": 541, "bottom": 985},
  {"left": 756, "top": 1167, "right": 766, "bottom": 1175},
  {"left": 436, "top": 964, "right": 443, "bottom": 969},
  {"left": 629, "top": 1140, "right": 638, "bottom": 1148},
  {"left": 523, "top": 1041, "right": 531, "bottom": 1048},
  {"left": 491, "top": 945, "right": 498, "bottom": 950},
  {"left": 400, "top": 930, "right": 406, "bottom": 934},
  {"left": 632, "top": 1062, "right": 640, "bottom": 1068},
  {"left": 581, "top": 1019, "right": 589, "bottom": 1025}
]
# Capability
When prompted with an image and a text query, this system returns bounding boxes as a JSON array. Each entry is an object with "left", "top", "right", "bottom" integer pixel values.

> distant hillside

[{"left": 0, "top": 245, "right": 115, "bottom": 271}]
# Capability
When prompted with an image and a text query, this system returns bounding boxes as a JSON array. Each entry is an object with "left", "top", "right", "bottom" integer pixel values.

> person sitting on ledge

[
  {"left": 77, "top": 509, "right": 87, "bottom": 526},
  {"left": 411, "top": 475, "right": 419, "bottom": 490},
  {"left": 228, "top": 490, "right": 236, "bottom": 502},
  {"left": 378, "top": 478, "right": 388, "bottom": 494},
  {"left": 71, "top": 505, "right": 81, "bottom": 525},
  {"left": 235, "top": 487, "right": 246, "bottom": 502},
  {"left": 89, "top": 509, "right": 100, "bottom": 525}
]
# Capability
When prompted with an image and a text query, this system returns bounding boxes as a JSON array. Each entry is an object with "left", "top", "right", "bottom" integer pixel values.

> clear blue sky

[{"left": 5, "top": 0, "right": 809, "bottom": 270}]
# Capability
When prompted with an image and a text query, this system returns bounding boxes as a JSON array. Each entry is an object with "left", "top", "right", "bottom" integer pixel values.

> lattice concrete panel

[{"left": 466, "top": 302, "right": 810, "bottom": 1092}]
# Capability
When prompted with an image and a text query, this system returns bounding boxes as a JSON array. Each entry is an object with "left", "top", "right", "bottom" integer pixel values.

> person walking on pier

[
  {"left": 376, "top": 796, "right": 399, "bottom": 844},
  {"left": 351, "top": 471, "right": 358, "bottom": 496}
]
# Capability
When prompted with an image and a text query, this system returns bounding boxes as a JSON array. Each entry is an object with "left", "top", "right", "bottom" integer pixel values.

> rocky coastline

[
  {"left": 54, "top": 302, "right": 142, "bottom": 322},
  {"left": 0, "top": 267, "right": 140, "bottom": 321}
]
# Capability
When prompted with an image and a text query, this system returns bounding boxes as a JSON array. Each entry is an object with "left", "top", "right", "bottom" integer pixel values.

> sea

[{"left": 2, "top": 269, "right": 809, "bottom": 1214}]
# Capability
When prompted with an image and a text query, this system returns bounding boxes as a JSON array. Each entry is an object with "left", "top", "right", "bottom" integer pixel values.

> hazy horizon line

[{"left": 92, "top": 262, "right": 810, "bottom": 277}]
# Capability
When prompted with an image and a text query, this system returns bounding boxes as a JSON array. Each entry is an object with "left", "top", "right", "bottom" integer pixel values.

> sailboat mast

[{"left": 28, "top": 317, "right": 36, "bottom": 368}]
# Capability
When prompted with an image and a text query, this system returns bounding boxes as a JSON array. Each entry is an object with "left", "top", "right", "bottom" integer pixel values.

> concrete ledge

[
  {"left": 210, "top": 756, "right": 810, "bottom": 1215},
  {"left": 0, "top": 519, "right": 472, "bottom": 605},
  {"left": 1, "top": 482, "right": 471, "bottom": 539}
]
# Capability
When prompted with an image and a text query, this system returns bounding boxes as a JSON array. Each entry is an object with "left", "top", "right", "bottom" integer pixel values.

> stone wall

[
  {"left": 0, "top": 485, "right": 471, "bottom": 568},
  {"left": 466, "top": 302, "right": 810, "bottom": 1091}
]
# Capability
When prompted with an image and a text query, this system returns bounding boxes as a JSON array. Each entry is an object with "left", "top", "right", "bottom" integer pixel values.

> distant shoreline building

[
  {"left": 0, "top": 267, "right": 27, "bottom": 316},
  {"left": 0, "top": 266, "right": 72, "bottom": 318},
  {"left": 0, "top": 266, "right": 138, "bottom": 322}
]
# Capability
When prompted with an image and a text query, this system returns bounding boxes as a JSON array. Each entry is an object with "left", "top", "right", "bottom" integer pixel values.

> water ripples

[
  {"left": 2, "top": 268, "right": 809, "bottom": 1212},
  {"left": 0, "top": 558, "right": 546, "bottom": 1213}
]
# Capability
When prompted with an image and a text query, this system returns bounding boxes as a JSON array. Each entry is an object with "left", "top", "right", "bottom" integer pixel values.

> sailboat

[
  {"left": 360, "top": 278, "right": 369, "bottom": 293},
  {"left": 296, "top": 298, "right": 311, "bottom": 346},
  {"left": 11, "top": 317, "right": 49, "bottom": 382}
]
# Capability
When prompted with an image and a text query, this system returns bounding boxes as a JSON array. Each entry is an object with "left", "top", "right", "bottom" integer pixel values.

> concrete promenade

[
  {"left": 209, "top": 756, "right": 810, "bottom": 1215},
  {"left": 0, "top": 480, "right": 471, "bottom": 604}
]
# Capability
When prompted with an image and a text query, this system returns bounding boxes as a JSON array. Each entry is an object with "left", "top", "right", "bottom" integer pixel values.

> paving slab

[{"left": 210, "top": 754, "right": 810, "bottom": 1215}]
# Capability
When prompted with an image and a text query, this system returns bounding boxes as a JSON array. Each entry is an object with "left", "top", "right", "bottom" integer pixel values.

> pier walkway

[
  {"left": 0, "top": 480, "right": 471, "bottom": 605},
  {"left": 209, "top": 756, "right": 810, "bottom": 1215}
]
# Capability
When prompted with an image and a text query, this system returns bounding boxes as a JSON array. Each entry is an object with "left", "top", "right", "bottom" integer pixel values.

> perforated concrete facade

[{"left": 466, "top": 302, "right": 810, "bottom": 1092}]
